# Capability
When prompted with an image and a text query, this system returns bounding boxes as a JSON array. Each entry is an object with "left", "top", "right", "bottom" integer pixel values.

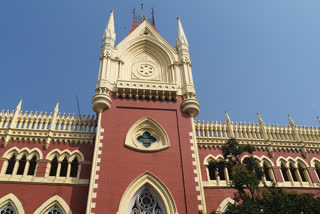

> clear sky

[{"left": 0, "top": 0, "right": 319, "bottom": 126}]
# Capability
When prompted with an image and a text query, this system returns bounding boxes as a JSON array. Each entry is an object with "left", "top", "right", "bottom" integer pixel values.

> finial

[
  {"left": 176, "top": 16, "right": 189, "bottom": 51},
  {"left": 16, "top": 98, "right": 23, "bottom": 111},
  {"left": 53, "top": 101, "right": 59, "bottom": 113},
  {"left": 317, "top": 116, "right": 320, "bottom": 124},
  {"left": 257, "top": 112, "right": 263, "bottom": 124},
  {"left": 110, "top": 9, "right": 114, "bottom": 13},
  {"left": 288, "top": 114, "right": 295, "bottom": 127},
  {"left": 225, "top": 111, "right": 231, "bottom": 122},
  {"left": 177, "top": 16, "right": 180, "bottom": 20}
]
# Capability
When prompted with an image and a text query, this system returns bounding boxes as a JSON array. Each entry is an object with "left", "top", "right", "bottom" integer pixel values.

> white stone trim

[
  {"left": 34, "top": 195, "right": 72, "bottom": 214},
  {"left": 86, "top": 113, "right": 103, "bottom": 214},
  {"left": 124, "top": 116, "right": 170, "bottom": 152},
  {"left": 0, "top": 193, "right": 25, "bottom": 214},
  {"left": 190, "top": 118, "right": 207, "bottom": 213},
  {"left": 216, "top": 197, "right": 235, "bottom": 213}
]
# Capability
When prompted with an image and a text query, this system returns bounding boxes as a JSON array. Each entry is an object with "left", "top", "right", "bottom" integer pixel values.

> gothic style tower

[{"left": 88, "top": 10, "right": 205, "bottom": 214}]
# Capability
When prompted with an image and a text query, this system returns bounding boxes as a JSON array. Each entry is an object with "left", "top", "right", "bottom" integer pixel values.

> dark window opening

[
  {"left": 281, "top": 165, "right": 289, "bottom": 182},
  {"left": 290, "top": 167, "right": 298, "bottom": 181},
  {"left": 316, "top": 166, "right": 320, "bottom": 180},
  {"left": 263, "top": 163, "right": 272, "bottom": 181},
  {"left": 49, "top": 157, "right": 58, "bottom": 176},
  {"left": 218, "top": 166, "right": 225, "bottom": 180},
  {"left": 70, "top": 158, "right": 79, "bottom": 178},
  {"left": 298, "top": 168, "right": 307, "bottom": 182},
  {"left": 59, "top": 157, "right": 68, "bottom": 177},
  {"left": 17, "top": 155, "right": 26, "bottom": 175},
  {"left": 227, "top": 167, "right": 233, "bottom": 180},
  {"left": 27, "top": 156, "right": 37, "bottom": 176},
  {"left": 208, "top": 166, "right": 216, "bottom": 180},
  {"left": 6, "top": 155, "right": 16, "bottom": 174}
]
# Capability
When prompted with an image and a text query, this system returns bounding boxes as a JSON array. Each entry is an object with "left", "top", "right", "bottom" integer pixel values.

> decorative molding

[
  {"left": 194, "top": 119, "right": 320, "bottom": 154},
  {"left": 125, "top": 117, "right": 170, "bottom": 152},
  {"left": 34, "top": 195, "right": 72, "bottom": 214},
  {"left": 215, "top": 197, "right": 235, "bottom": 214},
  {"left": 0, "top": 103, "right": 96, "bottom": 148},
  {"left": 116, "top": 172, "right": 178, "bottom": 214},
  {"left": 0, "top": 193, "right": 25, "bottom": 214}
]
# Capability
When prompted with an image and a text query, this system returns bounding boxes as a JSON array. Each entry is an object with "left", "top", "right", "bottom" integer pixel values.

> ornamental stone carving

[{"left": 125, "top": 117, "right": 170, "bottom": 152}]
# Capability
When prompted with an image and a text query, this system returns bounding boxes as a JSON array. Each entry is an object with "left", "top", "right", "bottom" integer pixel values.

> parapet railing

[
  {"left": 0, "top": 101, "right": 96, "bottom": 148},
  {"left": 194, "top": 113, "right": 320, "bottom": 157}
]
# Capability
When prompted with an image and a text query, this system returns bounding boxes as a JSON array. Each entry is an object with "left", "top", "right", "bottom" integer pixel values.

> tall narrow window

[
  {"left": 218, "top": 165, "right": 225, "bottom": 180},
  {"left": 0, "top": 203, "right": 17, "bottom": 214},
  {"left": 17, "top": 155, "right": 27, "bottom": 175},
  {"left": 263, "top": 162, "right": 272, "bottom": 182},
  {"left": 208, "top": 165, "right": 216, "bottom": 180},
  {"left": 27, "top": 155, "right": 37, "bottom": 176},
  {"left": 315, "top": 163, "right": 320, "bottom": 181},
  {"left": 70, "top": 157, "right": 79, "bottom": 178},
  {"left": 6, "top": 155, "right": 16, "bottom": 175},
  {"left": 59, "top": 157, "right": 68, "bottom": 177},
  {"left": 227, "top": 166, "right": 233, "bottom": 181},
  {"left": 49, "top": 157, "right": 58, "bottom": 176},
  {"left": 281, "top": 163, "right": 289, "bottom": 182},
  {"left": 289, "top": 164, "right": 298, "bottom": 182},
  {"left": 298, "top": 163, "right": 307, "bottom": 182},
  {"left": 44, "top": 205, "right": 63, "bottom": 214}
]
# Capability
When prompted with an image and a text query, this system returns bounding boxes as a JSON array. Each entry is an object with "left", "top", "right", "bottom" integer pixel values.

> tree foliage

[{"left": 211, "top": 138, "right": 320, "bottom": 214}]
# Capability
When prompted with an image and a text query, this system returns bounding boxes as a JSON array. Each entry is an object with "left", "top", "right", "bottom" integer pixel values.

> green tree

[{"left": 211, "top": 138, "right": 320, "bottom": 214}]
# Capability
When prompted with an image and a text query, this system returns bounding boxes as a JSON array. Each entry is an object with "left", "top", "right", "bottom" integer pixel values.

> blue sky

[{"left": 0, "top": 0, "right": 319, "bottom": 126}]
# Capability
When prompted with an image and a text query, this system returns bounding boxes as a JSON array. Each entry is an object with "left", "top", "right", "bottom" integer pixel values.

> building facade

[{"left": 0, "top": 10, "right": 320, "bottom": 214}]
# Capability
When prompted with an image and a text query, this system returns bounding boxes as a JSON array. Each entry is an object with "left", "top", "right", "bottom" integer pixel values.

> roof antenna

[
  {"left": 76, "top": 96, "right": 81, "bottom": 116},
  {"left": 152, "top": 8, "right": 155, "bottom": 25},
  {"left": 133, "top": 8, "right": 136, "bottom": 23},
  {"left": 141, "top": 0, "right": 144, "bottom": 19}
]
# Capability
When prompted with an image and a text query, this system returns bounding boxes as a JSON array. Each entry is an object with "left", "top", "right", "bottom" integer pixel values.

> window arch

[
  {"left": 117, "top": 172, "right": 178, "bottom": 214},
  {"left": 216, "top": 197, "right": 235, "bottom": 214},
  {"left": 129, "top": 185, "right": 166, "bottom": 214},
  {"left": 0, "top": 193, "right": 25, "bottom": 214},
  {"left": 45, "top": 149, "right": 83, "bottom": 180},
  {"left": 204, "top": 155, "right": 232, "bottom": 186},
  {"left": 1, "top": 147, "right": 41, "bottom": 178},
  {"left": 33, "top": 195, "right": 72, "bottom": 214}
]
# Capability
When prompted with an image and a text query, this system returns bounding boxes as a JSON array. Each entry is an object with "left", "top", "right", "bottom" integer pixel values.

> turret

[
  {"left": 177, "top": 17, "right": 200, "bottom": 117},
  {"left": 92, "top": 10, "right": 116, "bottom": 113}
]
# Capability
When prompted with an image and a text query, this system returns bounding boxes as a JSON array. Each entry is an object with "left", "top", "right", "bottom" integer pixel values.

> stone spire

[
  {"left": 102, "top": 9, "right": 116, "bottom": 48},
  {"left": 176, "top": 17, "right": 189, "bottom": 52},
  {"left": 318, "top": 116, "right": 320, "bottom": 125}
]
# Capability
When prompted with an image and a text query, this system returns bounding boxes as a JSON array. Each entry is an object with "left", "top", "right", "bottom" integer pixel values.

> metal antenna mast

[{"left": 141, "top": 0, "right": 144, "bottom": 18}]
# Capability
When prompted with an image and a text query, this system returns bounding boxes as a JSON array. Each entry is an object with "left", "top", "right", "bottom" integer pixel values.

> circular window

[{"left": 137, "top": 64, "right": 155, "bottom": 77}]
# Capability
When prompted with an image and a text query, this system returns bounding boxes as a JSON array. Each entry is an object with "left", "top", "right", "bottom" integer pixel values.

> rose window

[
  {"left": 44, "top": 205, "right": 63, "bottom": 214},
  {"left": 129, "top": 187, "right": 165, "bottom": 214},
  {"left": 0, "top": 203, "right": 16, "bottom": 214},
  {"left": 137, "top": 64, "right": 155, "bottom": 77}
]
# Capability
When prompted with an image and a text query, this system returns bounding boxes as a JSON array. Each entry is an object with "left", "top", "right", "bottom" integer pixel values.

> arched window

[
  {"left": 207, "top": 160, "right": 216, "bottom": 180},
  {"left": 280, "top": 163, "right": 289, "bottom": 182},
  {"left": 49, "top": 157, "right": 58, "bottom": 176},
  {"left": 5, "top": 155, "right": 16, "bottom": 175},
  {"left": 28, "top": 155, "right": 37, "bottom": 176},
  {"left": 0, "top": 203, "right": 17, "bottom": 214},
  {"left": 289, "top": 163, "right": 298, "bottom": 182},
  {"left": 263, "top": 161, "right": 273, "bottom": 182},
  {"left": 70, "top": 157, "right": 79, "bottom": 178},
  {"left": 17, "top": 155, "right": 27, "bottom": 175},
  {"left": 297, "top": 162, "right": 308, "bottom": 182},
  {"left": 129, "top": 186, "right": 166, "bottom": 214},
  {"left": 218, "top": 163, "right": 225, "bottom": 181},
  {"left": 315, "top": 162, "right": 320, "bottom": 181},
  {"left": 44, "top": 205, "right": 63, "bottom": 214},
  {"left": 59, "top": 157, "right": 68, "bottom": 177}
]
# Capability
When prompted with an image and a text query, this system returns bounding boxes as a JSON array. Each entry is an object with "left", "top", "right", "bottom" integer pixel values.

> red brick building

[{"left": 0, "top": 10, "right": 319, "bottom": 214}]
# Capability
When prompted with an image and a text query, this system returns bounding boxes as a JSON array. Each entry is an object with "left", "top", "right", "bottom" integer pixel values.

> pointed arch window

[
  {"left": 27, "top": 155, "right": 37, "bottom": 176},
  {"left": 70, "top": 158, "right": 79, "bottom": 178},
  {"left": 49, "top": 157, "right": 58, "bottom": 176},
  {"left": 17, "top": 155, "right": 27, "bottom": 175},
  {"left": 129, "top": 186, "right": 166, "bottom": 214},
  {"left": 44, "top": 205, "right": 63, "bottom": 214},
  {"left": 280, "top": 163, "right": 289, "bottom": 182},
  {"left": 5, "top": 155, "right": 16, "bottom": 175},
  {"left": 59, "top": 157, "right": 68, "bottom": 177},
  {"left": 315, "top": 162, "right": 320, "bottom": 181},
  {"left": 0, "top": 203, "right": 17, "bottom": 214}
]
